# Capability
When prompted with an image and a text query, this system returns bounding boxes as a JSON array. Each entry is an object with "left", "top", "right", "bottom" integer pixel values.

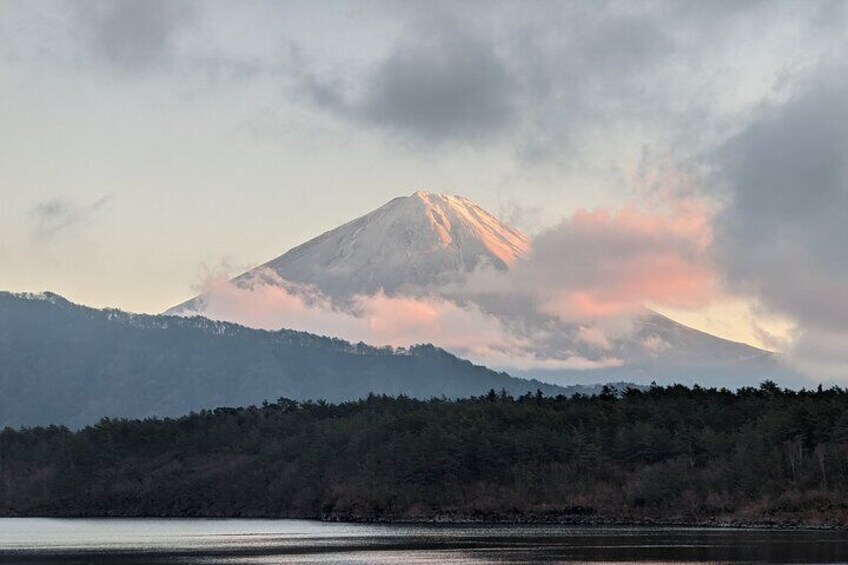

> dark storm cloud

[
  {"left": 30, "top": 195, "right": 113, "bottom": 241},
  {"left": 713, "top": 73, "right": 848, "bottom": 328},
  {"left": 359, "top": 28, "right": 516, "bottom": 141},
  {"left": 710, "top": 71, "right": 848, "bottom": 372},
  {"left": 294, "top": 1, "right": 669, "bottom": 146},
  {"left": 298, "top": 20, "right": 517, "bottom": 143},
  {"left": 291, "top": 1, "right": 769, "bottom": 149},
  {"left": 75, "top": 0, "right": 194, "bottom": 73}
]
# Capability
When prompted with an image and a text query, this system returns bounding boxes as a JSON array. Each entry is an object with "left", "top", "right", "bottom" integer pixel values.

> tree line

[{"left": 1, "top": 381, "right": 847, "bottom": 526}]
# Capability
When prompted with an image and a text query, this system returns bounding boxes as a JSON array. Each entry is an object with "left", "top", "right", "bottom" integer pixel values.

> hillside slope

[{"left": 0, "top": 292, "right": 575, "bottom": 428}]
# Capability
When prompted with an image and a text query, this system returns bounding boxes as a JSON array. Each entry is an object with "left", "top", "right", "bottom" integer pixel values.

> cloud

[
  {"left": 496, "top": 201, "right": 544, "bottom": 236},
  {"left": 641, "top": 335, "right": 671, "bottom": 357},
  {"left": 710, "top": 69, "right": 848, "bottom": 377},
  {"left": 30, "top": 195, "right": 112, "bottom": 241},
  {"left": 295, "top": 15, "right": 517, "bottom": 144},
  {"left": 461, "top": 179, "right": 719, "bottom": 327},
  {"left": 184, "top": 269, "right": 622, "bottom": 372},
  {"left": 75, "top": 0, "right": 194, "bottom": 73},
  {"left": 529, "top": 205, "right": 716, "bottom": 320},
  {"left": 790, "top": 328, "right": 848, "bottom": 379},
  {"left": 288, "top": 0, "right": 841, "bottom": 160},
  {"left": 7, "top": 1, "right": 841, "bottom": 166},
  {"left": 575, "top": 326, "right": 613, "bottom": 351}
]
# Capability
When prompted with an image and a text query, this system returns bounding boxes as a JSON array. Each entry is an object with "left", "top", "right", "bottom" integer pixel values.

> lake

[{"left": 1, "top": 518, "right": 847, "bottom": 564}]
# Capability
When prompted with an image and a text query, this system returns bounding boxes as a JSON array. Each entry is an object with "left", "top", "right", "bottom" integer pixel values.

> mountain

[
  {"left": 169, "top": 191, "right": 794, "bottom": 387},
  {"left": 511, "top": 311, "right": 788, "bottom": 389},
  {"left": 171, "top": 191, "right": 529, "bottom": 311},
  {"left": 0, "top": 292, "right": 585, "bottom": 428}
]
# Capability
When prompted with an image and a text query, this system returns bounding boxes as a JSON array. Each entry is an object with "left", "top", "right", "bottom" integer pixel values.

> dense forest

[{"left": 2, "top": 382, "right": 847, "bottom": 527}]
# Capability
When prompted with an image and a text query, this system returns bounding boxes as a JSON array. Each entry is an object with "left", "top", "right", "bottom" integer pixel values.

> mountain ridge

[{"left": 0, "top": 291, "right": 599, "bottom": 428}]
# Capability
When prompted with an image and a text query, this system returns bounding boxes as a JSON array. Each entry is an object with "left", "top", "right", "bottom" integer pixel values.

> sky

[{"left": 1, "top": 0, "right": 846, "bottom": 377}]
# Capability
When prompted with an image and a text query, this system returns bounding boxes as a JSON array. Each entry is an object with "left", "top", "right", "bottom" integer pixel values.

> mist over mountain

[
  {"left": 0, "top": 291, "right": 587, "bottom": 428},
  {"left": 511, "top": 312, "right": 787, "bottom": 389},
  {"left": 170, "top": 191, "right": 795, "bottom": 388}
]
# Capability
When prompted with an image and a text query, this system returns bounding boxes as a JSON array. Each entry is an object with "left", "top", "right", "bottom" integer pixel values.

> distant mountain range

[
  {"left": 0, "top": 192, "right": 797, "bottom": 428},
  {"left": 170, "top": 191, "right": 795, "bottom": 388},
  {"left": 0, "top": 291, "right": 601, "bottom": 428}
]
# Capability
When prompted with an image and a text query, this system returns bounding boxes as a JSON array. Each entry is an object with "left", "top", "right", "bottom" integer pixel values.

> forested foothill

[{"left": 2, "top": 382, "right": 847, "bottom": 527}]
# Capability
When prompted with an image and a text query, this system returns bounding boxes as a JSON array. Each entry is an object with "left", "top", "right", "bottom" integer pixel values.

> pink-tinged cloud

[
  {"left": 511, "top": 201, "right": 717, "bottom": 323},
  {"left": 187, "top": 270, "right": 622, "bottom": 371}
]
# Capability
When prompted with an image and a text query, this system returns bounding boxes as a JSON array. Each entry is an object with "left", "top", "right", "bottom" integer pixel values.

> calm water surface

[{"left": 0, "top": 518, "right": 846, "bottom": 564}]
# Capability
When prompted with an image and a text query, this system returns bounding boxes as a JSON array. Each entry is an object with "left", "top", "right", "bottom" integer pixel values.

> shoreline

[{"left": 2, "top": 512, "right": 845, "bottom": 531}]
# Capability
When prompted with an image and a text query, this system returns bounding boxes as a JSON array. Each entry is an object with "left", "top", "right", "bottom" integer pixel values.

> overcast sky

[{"left": 1, "top": 0, "right": 846, "bottom": 375}]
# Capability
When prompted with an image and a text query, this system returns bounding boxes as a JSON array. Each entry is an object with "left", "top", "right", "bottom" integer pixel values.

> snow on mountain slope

[
  {"left": 170, "top": 191, "right": 529, "bottom": 312},
  {"left": 258, "top": 191, "right": 529, "bottom": 297}
]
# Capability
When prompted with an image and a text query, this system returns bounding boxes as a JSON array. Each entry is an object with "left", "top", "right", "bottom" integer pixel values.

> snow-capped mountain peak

[
  {"left": 250, "top": 191, "right": 528, "bottom": 299},
  {"left": 400, "top": 190, "right": 529, "bottom": 266}
]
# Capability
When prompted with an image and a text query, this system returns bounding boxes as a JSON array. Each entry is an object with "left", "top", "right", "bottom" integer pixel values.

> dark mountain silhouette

[{"left": 0, "top": 292, "right": 588, "bottom": 428}]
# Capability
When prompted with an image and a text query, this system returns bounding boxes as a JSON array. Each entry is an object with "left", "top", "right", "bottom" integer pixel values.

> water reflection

[{"left": 0, "top": 518, "right": 846, "bottom": 564}]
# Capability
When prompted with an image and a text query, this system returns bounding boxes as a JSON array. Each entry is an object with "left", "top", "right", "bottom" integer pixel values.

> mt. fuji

[
  {"left": 170, "top": 191, "right": 793, "bottom": 387},
  {"left": 174, "top": 191, "right": 529, "bottom": 308},
  {"left": 265, "top": 191, "right": 529, "bottom": 296}
]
